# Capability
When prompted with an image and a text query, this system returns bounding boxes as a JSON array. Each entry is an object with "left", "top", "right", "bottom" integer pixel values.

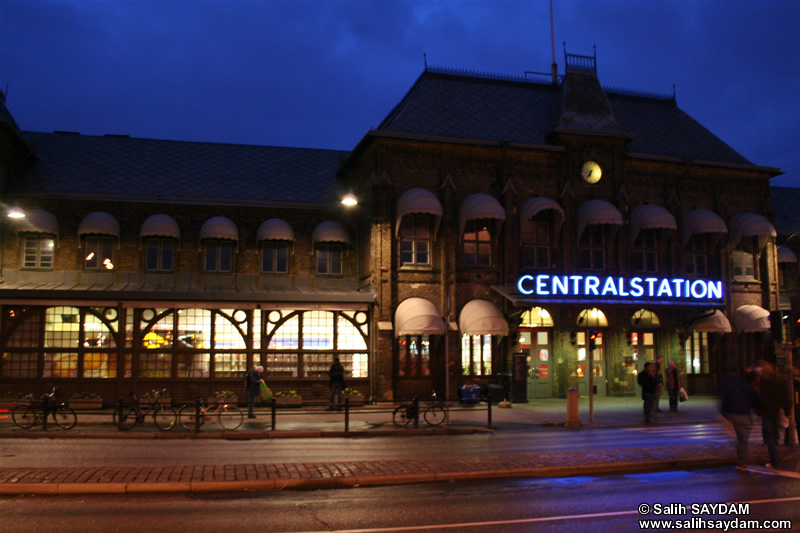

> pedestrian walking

[
  {"left": 245, "top": 365, "right": 264, "bottom": 418},
  {"left": 654, "top": 356, "right": 664, "bottom": 412},
  {"left": 719, "top": 366, "right": 759, "bottom": 471},
  {"left": 637, "top": 362, "right": 658, "bottom": 424},
  {"left": 784, "top": 367, "right": 800, "bottom": 445},
  {"left": 328, "top": 357, "right": 346, "bottom": 410},
  {"left": 665, "top": 361, "right": 682, "bottom": 411},
  {"left": 754, "top": 360, "right": 791, "bottom": 470}
]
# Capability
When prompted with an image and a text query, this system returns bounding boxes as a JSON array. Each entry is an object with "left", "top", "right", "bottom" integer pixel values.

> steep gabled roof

[
  {"left": 14, "top": 132, "right": 350, "bottom": 207},
  {"left": 377, "top": 67, "right": 754, "bottom": 166}
]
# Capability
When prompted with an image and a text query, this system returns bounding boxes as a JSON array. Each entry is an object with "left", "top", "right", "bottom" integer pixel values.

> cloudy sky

[{"left": 1, "top": 0, "right": 798, "bottom": 187}]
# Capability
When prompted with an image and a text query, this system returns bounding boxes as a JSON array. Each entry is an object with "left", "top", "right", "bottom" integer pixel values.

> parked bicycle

[
  {"left": 113, "top": 388, "right": 177, "bottom": 431},
  {"left": 393, "top": 390, "right": 447, "bottom": 427},
  {"left": 178, "top": 395, "right": 244, "bottom": 431},
  {"left": 12, "top": 387, "right": 77, "bottom": 430}
]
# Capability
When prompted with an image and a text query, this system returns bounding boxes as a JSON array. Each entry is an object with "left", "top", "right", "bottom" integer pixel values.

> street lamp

[{"left": 341, "top": 193, "right": 358, "bottom": 207}]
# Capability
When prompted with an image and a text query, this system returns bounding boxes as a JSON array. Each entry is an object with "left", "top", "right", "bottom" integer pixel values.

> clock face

[{"left": 582, "top": 161, "right": 602, "bottom": 183}]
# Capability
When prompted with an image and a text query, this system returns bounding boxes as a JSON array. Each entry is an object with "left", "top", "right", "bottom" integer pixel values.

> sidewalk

[{"left": 1, "top": 396, "right": 797, "bottom": 495}]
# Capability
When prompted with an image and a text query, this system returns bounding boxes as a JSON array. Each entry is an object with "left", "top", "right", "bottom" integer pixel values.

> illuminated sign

[{"left": 517, "top": 274, "right": 723, "bottom": 302}]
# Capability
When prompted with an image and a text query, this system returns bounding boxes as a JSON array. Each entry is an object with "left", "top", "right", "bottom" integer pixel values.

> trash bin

[
  {"left": 486, "top": 384, "right": 504, "bottom": 404},
  {"left": 458, "top": 384, "right": 481, "bottom": 404}
]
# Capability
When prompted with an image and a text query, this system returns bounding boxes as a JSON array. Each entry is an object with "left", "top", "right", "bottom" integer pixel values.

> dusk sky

[{"left": 1, "top": 0, "right": 798, "bottom": 187}]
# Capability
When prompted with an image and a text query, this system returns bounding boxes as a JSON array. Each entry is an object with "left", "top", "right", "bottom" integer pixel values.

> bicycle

[
  {"left": 12, "top": 387, "right": 77, "bottom": 430},
  {"left": 178, "top": 395, "right": 244, "bottom": 431},
  {"left": 393, "top": 390, "right": 447, "bottom": 427},
  {"left": 113, "top": 389, "right": 177, "bottom": 431}
]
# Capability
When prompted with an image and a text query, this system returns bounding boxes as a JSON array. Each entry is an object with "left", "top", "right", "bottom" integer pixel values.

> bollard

[
  {"left": 42, "top": 393, "right": 50, "bottom": 431},
  {"left": 413, "top": 396, "right": 420, "bottom": 427},
  {"left": 270, "top": 398, "right": 276, "bottom": 430},
  {"left": 194, "top": 397, "right": 202, "bottom": 432},
  {"left": 565, "top": 387, "right": 581, "bottom": 428},
  {"left": 117, "top": 398, "right": 125, "bottom": 430},
  {"left": 344, "top": 396, "right": 350, "bottom": 433},
  {"left": 487, "top": 389, "right": 493, "bottom": 429}
]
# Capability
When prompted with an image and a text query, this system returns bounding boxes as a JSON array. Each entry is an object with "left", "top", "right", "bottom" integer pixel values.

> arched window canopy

[
  {"left": 630, "top": 204, "right": 677, "bottom": 242},
  {"left": 200, "top": 216, "right": 238, "bottom": 241},
  {"left": 78, "top": 212, "right": 120, "bottom": 238},
  {"left": 692, "top": 310, "right": 732, "bottom": 333},
  {"left": 140, "top": 214, "right": 180, "bottom": 239},
  {"left": 16, "top": 209, "right": 59, "bottom": 236},
  {"left": 729, "top": 212, "right": 776, "bottom": 249},
  {"left": 681, "top": 208, "right": 727, "bottom": 248},
  {"left": 312, "top": 221, "right": 349, "bottom": 245},
  {"left": 459, "top": 193, "right": 506, "bottom": 236},
  {"left": 257, "top": 218, "right": 295, "bottom": 242},
  {"left": 394, "top": 297, "right": 445, "bottom": 337},
  {"left": 778, "top": 245, "right": 798, "bottom": 264},
  {"left": 520, "top": 196, "right": 564, "bottom": 239},
  {"left": 733, "top": 305, "right": 771, "bottom": 333},
  {"left": 459, "top": 299, "right": 509, "bottom": 336},
  {"left": 396, "top": 188, "right": 443, "bottom": 238},
  {"left": 577, "top": 200, "right": 622, "bottom": 239}
]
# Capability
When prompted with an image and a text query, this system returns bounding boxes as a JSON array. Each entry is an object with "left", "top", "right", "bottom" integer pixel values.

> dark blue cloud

[{"left": 1, "top": 0, "right": 798, "bottom": 186}]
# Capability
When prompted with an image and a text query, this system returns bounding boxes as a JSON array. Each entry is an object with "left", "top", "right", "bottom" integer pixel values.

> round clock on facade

[{"left": 581, "top": 161, "right": 602, "bottom": 183}]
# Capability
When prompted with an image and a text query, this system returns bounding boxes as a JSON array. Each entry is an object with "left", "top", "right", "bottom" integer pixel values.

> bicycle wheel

[
  {"left": 12, "top": 405, "right": 38, "bottom": 429},
  {"left": 53, "top": 406, "right": 77, "bottom": 429},
  {"left": 424, "top": 405, "right": 447, "bottom": 426},
  {"left": 392, "top": 405, "right": 413, "bottom": 427},
  {"left": 178, "top": 404, "right": 203, "bottom": 431},
  {"left": 113, "top": 405, "right": 140, "bottom": 430},
  {"left": 153, "top": 405, "right": 177, "bottom": 431},
  {"left": 217, "top": 405, "right": 243, "bottom": 430}
]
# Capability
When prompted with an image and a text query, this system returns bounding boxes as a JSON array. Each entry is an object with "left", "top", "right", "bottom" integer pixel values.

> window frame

[
  {"left": 463, "top": 219, "right": 493, "bottom": 267},
  {"left": 579, "top": 225, "right": 605, "bottom": 271},
  {"left": 684, "top": 233, "right": 709, "bottom": 278},
  {"left": 316, "top": 243, "right": 343, "bottom": 276},
  {"left": 22, "top": 234, "right": 55, "bottom": 270},
  {"left": 461, "top": 334, "right": 493, "bottom": 376},
  {"left": 522, "top": 219, "right": 551, "bottom": 270},
  {"left": 204, "top": 239, "right": 234, "bottom": 273},
  {"left": 397, "top": 334, "right": 431, "bottom": 377},
  {"left": 632, "top": 228, "right": 658, "bottom": 273},
  {"left": 399, "top": 214, "right": 432, "bottom": 267},
  {"left": 83, "top": 235, "right": 116, "bottom": 271},
  {"left": 145, "top": 237, "right": 176, "bottom": 272},
  {"left": 261, "top": 241, "right": 290, "bottom": 274}
]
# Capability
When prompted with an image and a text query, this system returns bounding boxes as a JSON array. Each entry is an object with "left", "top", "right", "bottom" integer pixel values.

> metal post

[
  {"left": 194, "top": 397, "right": 201, "bottom": 433},
  {"left": 487, "top": 389, "right": 493, "bottom": 429},
  {"left": 344, "top": 396, "right": 350, "bottom": 433},
  {"left": 413, "top": 396, "right": 419, "bottom": 428},
  {"left": 41, "top": 393, "right": 49, "bottom": 431},
  {"left": 117, "top": 398, "right": 125, "bottom": 430},
  {"left": 270, "top": 398, "right": 276, "bottom": 430},
  {"left": 589, "top": 347, "right": 594, "bottom": 423}
]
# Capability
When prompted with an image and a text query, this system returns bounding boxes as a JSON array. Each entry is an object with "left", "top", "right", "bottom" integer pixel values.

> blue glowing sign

[{"left": 517, "top": 274, "right": 723, "bottom": 301}]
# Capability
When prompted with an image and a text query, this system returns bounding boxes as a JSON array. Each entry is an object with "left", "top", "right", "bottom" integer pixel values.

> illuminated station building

[{"left": 0, "top": 51, "right": 787, "bottom": 403}]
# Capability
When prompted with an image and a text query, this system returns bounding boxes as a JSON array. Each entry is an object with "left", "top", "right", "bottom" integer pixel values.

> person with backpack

[{"left": 245, "top": 365, "right": 264, "bottom": 418}]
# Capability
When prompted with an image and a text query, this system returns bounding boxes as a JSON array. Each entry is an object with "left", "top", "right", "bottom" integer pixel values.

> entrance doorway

[
  {"left": 520, "top": 307, "right": 554, "bottom": 399},
  {"left": 576, "top": 329, "right": 606, "bottom": 396}
]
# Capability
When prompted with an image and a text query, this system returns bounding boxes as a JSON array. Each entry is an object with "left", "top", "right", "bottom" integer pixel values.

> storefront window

[
  {"left": 684, "top": 331, "right": 709, "bottom": 373},
  {"left": 461, "top": 334, "right": 492, "bottom": 376},
  {"left": 398, "top": 335, "right": 430, "bottom": 376}
]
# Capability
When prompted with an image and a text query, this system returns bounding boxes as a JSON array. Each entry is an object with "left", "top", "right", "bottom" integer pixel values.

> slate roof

[
  {"left": 378, "top": 68, "right": 755, "bottom": 167},
  {"left": 14, "top": 132, "right": 350, "bottom": 207}
]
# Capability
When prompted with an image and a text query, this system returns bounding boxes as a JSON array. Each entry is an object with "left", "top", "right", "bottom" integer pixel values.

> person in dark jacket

[
  {"left": 328, "top": 357, "right": 346, "bottom": 411},
  {"left": 719, "top": 366, "right": 759, "bottom": 471},
  {"left": 665, "top": 361, "right": 682, "bottom": 411},
  {"left": 245, "top": 365, "right": 264, "bottom": 418},
  {"left": 754, "top": 360, "right": 791, "bottom": 469},
  {"left": 637, "top": 362, "right": 658, "bottom": 424}
]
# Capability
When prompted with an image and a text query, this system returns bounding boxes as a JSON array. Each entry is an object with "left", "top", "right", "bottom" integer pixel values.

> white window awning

[
  {"left": 140, "top": 214, "right": 180, "bottom": 239},
  {"left": 257, "top": 218, "right": 295, "bottom": 242},
  {"left": 459, "top": 299, "right": 509, "bottom": 336},
  {"left": 199, "top": 216, "right": 239, "bottom": 241},
  {"left": 394, "top": 297, "right": 446, "bottom": 337},
  {"left": 520, "top": 196, "right": 564, "bottom": 239},
  {"left": 693, "top": 310, "right": 732, "bottom": 333},
  {"left": 681, "top": 208, "right": 727, "bottom": 247},
  {"left": 396, "top": 188, "right": 443, "bottom": 238},
  {"left": 78, "top": 211, "right": 120, "bottom": 238},
  {"left": 778, "top": 245, "right": 798, "bottom": 264},
  {"left": 630, "top": 204, "right": 677, "bottom": 242},
  {"left": 312, "top": 221, "right": 350, "bottom": 245},
  {"left": 16, "top": 209, "right": 59, "bottom": 236},
  {"left": 459, "top": 193, "right": 506, "bottom": 236},
  {"left": 733, "top": 305, "right": 771, "bottom": 333},
  {"left": 577, "top": 199, "right": 623, "bottom": 239},
  {"left": 729, "top": 212, "right": 776, "bottom": 249}
]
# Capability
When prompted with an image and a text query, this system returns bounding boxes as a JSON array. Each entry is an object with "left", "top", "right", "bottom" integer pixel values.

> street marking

[{"left": 298, "top": 495, "right": 800, "bottom": 532}]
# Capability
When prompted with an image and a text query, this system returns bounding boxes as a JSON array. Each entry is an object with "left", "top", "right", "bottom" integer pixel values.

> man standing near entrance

[
  {"left": 638, "top": 362, "right": 658, "bottom": 424},
  {"left": 654, "top": 356, "right": 664, "bottom": 412}
]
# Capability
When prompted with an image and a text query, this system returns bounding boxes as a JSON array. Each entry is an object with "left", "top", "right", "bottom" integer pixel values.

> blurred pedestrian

[
  {"left": 245, "top": 365, "right": 264, "bottom": 418},
  {"left": 754, "top": 360, "right": 791, "bottom": 470},
  {"left": 719, "top": 366, "right": 759, "bottom": 471},
  {"left": 785, "top": 368, "right": 800, "bottom": 445},
  {"left": 637, "top": 362, "right": 658, "bottom": 424},
  {"left": 328, "top": 357, "right": 346, "bottom": 411},
  {"left": 665, "top": 360, "right": 682, "bottom": 411},
  {"left": 654, "top": 357, "right": 664, "bottom": 412}
]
